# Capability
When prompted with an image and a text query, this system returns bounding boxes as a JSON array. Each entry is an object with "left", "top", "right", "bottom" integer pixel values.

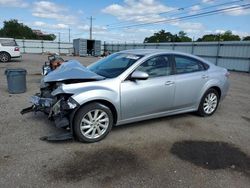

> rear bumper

[
  {"left": 11, "top": 55, "right": 21, "bottom": 58},
  {"left": 10, "top": 51, "right": 21, "bottom": 58},
  {"left": 221, "top": 79, "right": 230, "bottom": 101}
]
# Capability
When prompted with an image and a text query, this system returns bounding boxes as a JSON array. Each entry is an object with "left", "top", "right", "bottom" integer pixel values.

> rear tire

[
  {"left": 73, "top": 102, "right": 113, "bottom": 143},
  {"left": 0, "top": 52, "right": 11, "bottom": 62},
  {"left": 197, "top": 88, "right": 219, "bottom": 116}
]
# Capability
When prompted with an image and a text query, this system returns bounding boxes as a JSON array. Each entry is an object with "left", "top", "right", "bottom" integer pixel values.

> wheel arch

[
  {"left": 0, "top": 51, "right": 11, "bottom": 62},
  {"left": 197, "top": 86, "right": 221, "bottom": 116},
  {"left": 0, "top": 51, "right": 11, "bottom": 56},
  {"left": 208, "top": 86, "right": 221, "bottom": 99},
  {"left": 71, "top": 99, "right": 118, "bottom": 126},
  {"left": 196, "top": 84, "right": 222, "bottom": 110}
]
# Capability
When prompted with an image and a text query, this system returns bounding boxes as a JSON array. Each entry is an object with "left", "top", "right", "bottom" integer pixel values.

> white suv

[{"left": 0, "top": 38, "right": 21, "bottom": 62}]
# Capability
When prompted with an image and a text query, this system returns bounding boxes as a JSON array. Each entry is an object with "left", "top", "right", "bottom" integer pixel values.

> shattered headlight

[
  {"left": 30, "top": 96, "right": 53, "bottom": 107},
  {"left": 67, "top": 97, "right": 79, "bottom": 109},
  {"left": 51, "top": 97, "right": 78, "bottom": 115},
  {"left": 52, "top": 99, "right": 62, "bottom": 115}
]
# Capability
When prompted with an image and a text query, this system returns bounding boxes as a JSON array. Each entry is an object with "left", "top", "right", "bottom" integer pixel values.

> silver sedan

[
  {"left": 48, "top": 49, "right": 230, "bottom": 142},
  {"left": 20, "top": 49, "right": 230, "bottom": 142}
]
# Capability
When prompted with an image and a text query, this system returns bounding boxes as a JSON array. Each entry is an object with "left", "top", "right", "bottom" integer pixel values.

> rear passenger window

[
  {"left": 136, "top": 55, "right": 172, "bottom": 78},
  {"left": 0, "top": 39, "right": 17, "bottom": 46},
  {"left": 174, "top": 56, "right": 205, "bottom": 74}
]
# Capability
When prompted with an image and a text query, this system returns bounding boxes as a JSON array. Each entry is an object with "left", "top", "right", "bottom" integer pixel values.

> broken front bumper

[
  {"left": 20, "top": 96, "right": 53, "bottom": 115},
  {"left": 21, "top": 95, "right": 79, "bottom": 128}
]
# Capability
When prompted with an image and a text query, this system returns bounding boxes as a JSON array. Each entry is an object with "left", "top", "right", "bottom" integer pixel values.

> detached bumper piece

[
  {"left": 40, "top": 132, "right": 73, "bottom": 142},
  {"left": 20, "top": 95, "right": 53, "bottom": 115},
  {"left": 20, "top": 106, "right": 36, "bottom": 115},
  {"left": 21, "top": 95, "right": 78, "bottom": 142},
  {"left": 54, "top": 116, "right": 69, "bottom": 128}
]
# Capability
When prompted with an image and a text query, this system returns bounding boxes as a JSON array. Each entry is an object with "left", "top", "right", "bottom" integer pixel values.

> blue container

[{"left": 5, "top": 68, "right": 27, "bottom": 94}]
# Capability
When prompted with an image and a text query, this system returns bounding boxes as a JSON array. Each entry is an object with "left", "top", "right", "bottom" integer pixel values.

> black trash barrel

[{"left": 5, "top": 68, "right": 27, "bottom": 94}]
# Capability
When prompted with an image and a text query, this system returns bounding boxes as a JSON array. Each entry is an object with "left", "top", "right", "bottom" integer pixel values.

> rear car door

[
  {"left": 120, "top": 55, "right": 176, "bottom": 120},
  {"left": 172, "top": 55, "right": 208, "bottom": 109}
]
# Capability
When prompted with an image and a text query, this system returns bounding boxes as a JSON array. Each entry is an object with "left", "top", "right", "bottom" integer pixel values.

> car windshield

[{"left": 88, "top": 53, "right": 143, "bottom": 78}]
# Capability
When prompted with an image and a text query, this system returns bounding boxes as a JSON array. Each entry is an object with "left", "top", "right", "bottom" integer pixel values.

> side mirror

[{"left": 130, "top": 70, "right": 149, "bottom": 80}]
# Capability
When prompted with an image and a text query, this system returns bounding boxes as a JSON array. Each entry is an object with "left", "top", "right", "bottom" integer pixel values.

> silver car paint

[{"left": 51, "top": 49, "right": 229, "bottom": 126}]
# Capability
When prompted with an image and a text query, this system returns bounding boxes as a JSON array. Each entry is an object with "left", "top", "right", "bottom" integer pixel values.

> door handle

[
  {"left": 165, "top": 81, "right": 175, "bottom": 86},
  {"left": 202, "top": 75, "right": 209, "bottom": 79}
]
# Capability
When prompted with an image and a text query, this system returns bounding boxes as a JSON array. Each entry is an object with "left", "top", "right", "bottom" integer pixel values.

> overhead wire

[
  {"left": 106, "top": 0, "right": 216, "bottom": 27},
  {"left": 106, "top": 0, "right": 244, "bottom": 27},
  {"left": 106, "top": 3, "right": 250, "bottom": 30}
]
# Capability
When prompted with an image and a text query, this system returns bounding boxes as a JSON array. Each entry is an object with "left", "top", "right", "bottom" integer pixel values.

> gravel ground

[{"left": 0, "top": 54, "right": 249, "bottom": 188}]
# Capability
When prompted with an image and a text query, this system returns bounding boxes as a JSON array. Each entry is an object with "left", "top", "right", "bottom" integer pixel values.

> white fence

[
  {"left": 14, "top": 39, "right": 250, "bottom": 72},
  {"left": 104, "top": 41, "right": 250, "bottom": 72},
  {"left": 16, "top": 39, "right": 73, "bottom": 54}
]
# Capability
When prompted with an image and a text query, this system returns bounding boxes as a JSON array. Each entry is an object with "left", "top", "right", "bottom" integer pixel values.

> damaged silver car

[{"left": 21, "top": 49, "right": 229, "bottom": 143}]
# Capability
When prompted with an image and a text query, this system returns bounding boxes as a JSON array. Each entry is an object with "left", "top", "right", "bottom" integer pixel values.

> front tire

[
  {"left": 197, "top": 88, "right": 219, "bottom": 116},
  {"left": 0, "top": 52, "right": 11, "bottom": 62},
  {"left": 73, "top": 102, "right": 113, "bottom": 143}
]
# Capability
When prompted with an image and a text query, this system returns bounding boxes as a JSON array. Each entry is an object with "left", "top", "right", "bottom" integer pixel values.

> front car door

[
  {"left": 120, "top": 55, "right": 176, "bottom": 121},
  {"left": 172, "top": 55, "right": 209, "bottom": 109}
]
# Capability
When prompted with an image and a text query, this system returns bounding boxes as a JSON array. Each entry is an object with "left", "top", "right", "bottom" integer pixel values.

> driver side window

[{"left": 136, "top": 55, "right": 172, "bottom": 78}]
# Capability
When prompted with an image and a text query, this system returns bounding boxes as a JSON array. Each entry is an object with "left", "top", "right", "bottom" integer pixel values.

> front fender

[
  {"left": 71, "top": 87, "right": 120, "bottom": 120},
  {"left": 72, "top": 88, "right": 119, "bottom": 107}
]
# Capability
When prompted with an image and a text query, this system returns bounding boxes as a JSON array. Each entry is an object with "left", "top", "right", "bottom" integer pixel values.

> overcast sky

[{"left": 0, "top": 0, "right": 249, "bottom": 42}]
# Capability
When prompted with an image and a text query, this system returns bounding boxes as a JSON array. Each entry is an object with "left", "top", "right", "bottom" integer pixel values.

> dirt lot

[{"left": 0, "top": 54, "right": 249, "bottom": 188}]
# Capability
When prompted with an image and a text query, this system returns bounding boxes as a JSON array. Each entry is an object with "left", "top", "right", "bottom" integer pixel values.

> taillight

[
  {"left": 225, "top": 72, "right": 230, "bottom": 78},
  {"left": 14, "top": 47, "right": 19, "bottom": 51}
]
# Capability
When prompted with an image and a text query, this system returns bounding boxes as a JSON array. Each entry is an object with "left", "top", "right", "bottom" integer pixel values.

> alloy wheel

[
  {"left": 203, "top": 93, "right": 218, "bottom": 114},
  {"left": 0, "top": 53, "right": 9, "bottom": 62},
  {"left": 80, "top": 109, "right": 109, "bottom": 139}
]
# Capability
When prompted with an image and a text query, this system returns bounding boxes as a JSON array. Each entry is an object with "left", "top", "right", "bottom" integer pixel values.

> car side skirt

[{"left": 116, "top": 107, "right": 197, "bottom": 126}]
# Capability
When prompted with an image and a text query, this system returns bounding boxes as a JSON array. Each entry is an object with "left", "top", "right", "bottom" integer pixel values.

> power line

[
  {"left": 169, "top": 0, "right": 244, "bottom": 17},
  {"left": 105, "top": 0, "right": 209, "bottom": 27},
  {"left": 107, "top": 3, "right": 250, "bottom": 30},
  {"left": 106, "top": 0, "right": 243, "bottom": 27}
]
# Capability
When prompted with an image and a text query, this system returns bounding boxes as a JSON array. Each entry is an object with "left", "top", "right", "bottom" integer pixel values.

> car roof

[
  {"left": 118, "top": 49, "right": 214, "bottom": 66},
  {"left": 119, "top": 49, "right": 170, "bottom": 55},
  {"left": 119, "top": 49, "right": 193, "bottom": 56}
]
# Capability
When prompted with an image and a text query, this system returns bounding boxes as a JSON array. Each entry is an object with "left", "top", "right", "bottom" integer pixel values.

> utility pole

[
  {"left": 68, "top": 28, "right": 71, "bottom": 42},
  {"left": 58, "top": 32, "right": 61, "bottom": 42},
  {"left": 58, "top": 32, "right": 61, "bottom": 54},
  {"left": 87, "top": 16, "right": 95, "bottom": 40}
]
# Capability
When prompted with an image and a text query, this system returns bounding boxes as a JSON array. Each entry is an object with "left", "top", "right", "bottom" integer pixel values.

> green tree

[
  {"left": 144, "top": 30, "right": 192, "bottom": 43},
  {"left": 38, "top": 34, "right": 56, "bottom": 41},
  {"left": 0, "top": 19, "right": 37, "bottom": 39},
  {"left": 197, "top": 30, "right": 240, "bottom": 42},
  {"left": 197, "top": 34, "right": 220, "bottom": 42},
  {"left": 242, "top": 36, "right": 250, "bottom": 41},
  {"left": 177, "top": 31, "right": 192, "bottom": 42},
  {"left": 221, "top": 30, "right": 240, "bottom": 41},
  {"left": 0, "top": 19, "right": 56, "bottom": 40},
  {"left": 144, "top": 30, "right": 175, "bottom": 43}
]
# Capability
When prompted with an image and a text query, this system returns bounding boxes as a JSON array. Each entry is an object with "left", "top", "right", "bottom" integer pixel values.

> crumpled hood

[{"left": 44, "top": 60, "right": 104, "bottom": 83}]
